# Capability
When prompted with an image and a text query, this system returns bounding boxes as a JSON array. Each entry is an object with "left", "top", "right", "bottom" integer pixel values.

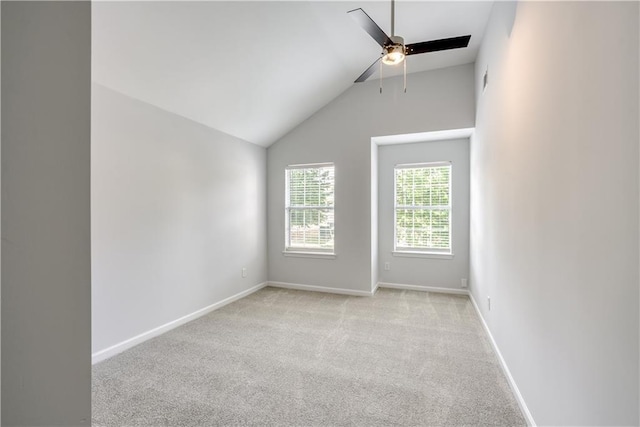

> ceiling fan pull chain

[
  {"left": 404, "top": 56, "right": 407, "bottom": 93},
  {"left": 380, "top": 58, "right": 383, "bottom": 94}
]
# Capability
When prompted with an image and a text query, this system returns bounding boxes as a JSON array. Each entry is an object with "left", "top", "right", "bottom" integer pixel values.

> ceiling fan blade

[
  {"left": 348, "top": 8, "right": 392, "bottom": 48},
  {"left": 354, "top": 57, "right": 381, "bottom": 83},
  {"left": 406, "top": 35, "right": 471, "bottom": 56}
]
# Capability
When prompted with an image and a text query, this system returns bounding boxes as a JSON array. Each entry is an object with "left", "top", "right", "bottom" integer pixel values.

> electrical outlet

[
  {"left": 487, "top": 296, "right": 491, "bottom": 311},
  {"left": 461, "top": 278, "right": 468, "bottom": 288},
  {"left": 242, "top": 267, "right": 247, "bottom": 278},
  {"left": 384, "top": 262, "right": 390, "bottom": 271}
]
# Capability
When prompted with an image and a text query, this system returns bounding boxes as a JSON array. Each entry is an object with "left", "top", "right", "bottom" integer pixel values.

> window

[
  {"left": 394, "top": 162, "right": 451, "bottom": 254},
  {"left": 285, "top": 163, "right": 335, "bottom": 254}
]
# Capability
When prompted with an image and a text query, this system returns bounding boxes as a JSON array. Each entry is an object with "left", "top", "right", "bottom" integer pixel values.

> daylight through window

[
  {"left": 285, "top": 164, "right": 335, "bottom": 253},
  {"left": 394, "top": 162, "right": 451, "bottom": 253}
]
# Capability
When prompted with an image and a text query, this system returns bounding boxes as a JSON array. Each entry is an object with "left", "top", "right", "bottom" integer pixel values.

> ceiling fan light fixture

[
  {"left": 382, "top": 36, "right": 405, "bottom": 65},
  {"left": 382, "top": 46, "right": 405, "bottom": 65}
]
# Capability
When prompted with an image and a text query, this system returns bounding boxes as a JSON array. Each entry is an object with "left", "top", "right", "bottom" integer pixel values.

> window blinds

[
  {"left": 285, "top": 164, "right": 335, "bottom": 252},
  {"left": 394, "top": 163, "right": 451, "bottom": 252}
]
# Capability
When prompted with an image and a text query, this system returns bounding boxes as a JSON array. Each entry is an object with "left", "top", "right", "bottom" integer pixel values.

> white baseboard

[
  {"left": 377, "top": 282, "right": 469, "bottom": 295},
  {"left": 92, "top": 281, "right": 268, "bottom": 365},
  {"left": 267, "top": 281, "right": 374, "bottom": 297},
  {"left": 468, "top": 293, "right": 536, "bottom": 426}
]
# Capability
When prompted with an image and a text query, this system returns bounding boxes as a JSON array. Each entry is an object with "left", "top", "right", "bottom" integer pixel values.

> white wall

[
  {"left": 267, "top": 65, "right": 475, "bottom": 293},
  {"left": 471, "top": 2, "right": 639, "bottom": 425},
  {"left": 91, "top": 84, "right": 268, "bottom": 355},
  {"left": 2, "top": 2, "right": 91, "bottom": 424},
  {"left": 378, "top": 139, "right": 469, "bottom": 289}
]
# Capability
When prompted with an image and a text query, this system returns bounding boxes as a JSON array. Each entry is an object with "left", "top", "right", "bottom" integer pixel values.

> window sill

[
  {"left": 392, "top": 251, "right": 454, "bottom": 260},
  {"left": 283, "top": 251, "right": 336, "bottom": 259}
]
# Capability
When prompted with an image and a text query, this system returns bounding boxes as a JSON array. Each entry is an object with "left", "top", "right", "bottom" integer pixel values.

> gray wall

[
  {"left": 1, "top": 2, "right": 91, "bottom": 425},
  {"left": 267, "top": 65, "right": 475, "bottom": 292},
  {"left": 91, "top": 84, "right": 268, "bottom": 354},
  {"left": 471, "top": 1, "right": 639, "bottom": 424},
  {"left": 378, "top": 139, "right": 469, "bottom": 289}
]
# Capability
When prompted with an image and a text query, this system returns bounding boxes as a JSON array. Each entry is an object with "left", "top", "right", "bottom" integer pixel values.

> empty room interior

[{"left": 1, "top": 0, "right": 639, "bottom": 426}]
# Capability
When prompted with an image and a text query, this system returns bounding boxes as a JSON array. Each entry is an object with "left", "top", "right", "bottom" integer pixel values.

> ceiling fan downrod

[{"left": 391, "top": 0, "right": 395, "bottom": 37}]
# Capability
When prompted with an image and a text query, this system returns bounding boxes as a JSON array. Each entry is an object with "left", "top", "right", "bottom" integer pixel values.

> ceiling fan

[{"left": 348, "top": 0, "right": 471, "bottom": 89}]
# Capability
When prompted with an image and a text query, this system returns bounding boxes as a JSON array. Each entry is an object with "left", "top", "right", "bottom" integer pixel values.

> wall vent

[{"left": 483, "top": 68, "right": 489, "bottom": 92}]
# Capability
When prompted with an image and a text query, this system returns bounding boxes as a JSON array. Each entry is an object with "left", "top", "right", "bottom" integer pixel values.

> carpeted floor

[{"left": 92, "top": 287, "right": 526, "bottom": 426}]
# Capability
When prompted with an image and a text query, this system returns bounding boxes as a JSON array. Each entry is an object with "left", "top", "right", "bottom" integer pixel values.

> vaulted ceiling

[{"left": 92, "top": 1, "right": 493, "bottom": 147}]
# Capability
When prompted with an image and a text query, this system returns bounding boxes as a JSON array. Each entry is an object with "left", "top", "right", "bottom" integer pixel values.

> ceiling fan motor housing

[{"left": 389, "top": 35, "right": 405, "bottom": 48}]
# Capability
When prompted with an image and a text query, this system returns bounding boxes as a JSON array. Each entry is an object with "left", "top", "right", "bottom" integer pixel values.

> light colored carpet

[{"left": 92, "top": 287, "right": 526, "bottom": 426}]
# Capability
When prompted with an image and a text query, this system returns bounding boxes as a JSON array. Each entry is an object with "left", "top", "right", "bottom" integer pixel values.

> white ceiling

[{"left": 92, "top": 1, "right": 493, "bottom": 147}]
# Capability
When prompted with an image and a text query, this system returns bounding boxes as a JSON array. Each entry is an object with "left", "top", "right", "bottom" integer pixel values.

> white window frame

[
  {"left": 284, "top": 163, "right": 335, "bottom": 258},
  {"left": 393, "top": 161, "right": 453, "bottom": 258}
]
